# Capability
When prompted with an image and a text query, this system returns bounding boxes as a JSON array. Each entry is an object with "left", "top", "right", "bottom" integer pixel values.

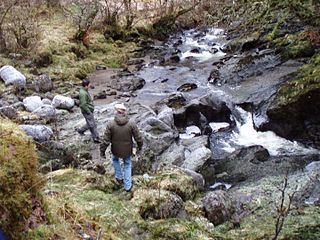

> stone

[
  {"left": 0, "top": 65, "right": 26, "bottom": 86},
  {"left": 52, "top": 95, "right": 75, "bottom": 110},
  {"left": 23, "top": 96, "right": 43, "bottom": 112},
  {"left": 202, "top": 190, "right": 234, "bottom": 225},
  {"left": 20, "top": 124, "right": 54, "bottom": 142},
  {"left": 132, "top": 189, "right": 184, "bottom": 219},
  {"left": 177, "top": 83, "right": 198, "bottom": 92},
  {"left": 35, "top": 74, "right": 53, "bottom": 93},
  {"left": 32, "top": 104, "right": 56, "bottom": 121},
  {"left": 0, "top": 106, "right": 17, "bottom": 119}
]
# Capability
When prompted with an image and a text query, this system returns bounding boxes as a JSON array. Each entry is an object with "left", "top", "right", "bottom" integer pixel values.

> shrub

[{"left": 0, "top": 119, "right": 44, "bottom": 239}]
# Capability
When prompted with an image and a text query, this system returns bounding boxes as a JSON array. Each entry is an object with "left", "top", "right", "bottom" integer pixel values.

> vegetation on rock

[{"left": 0, "top": 119, "right": 45, "bottom": 239}]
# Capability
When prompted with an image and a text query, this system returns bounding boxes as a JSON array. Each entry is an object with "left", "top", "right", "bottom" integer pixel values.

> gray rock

[
  {"left": 20, "top": 124, "right": 54, "bottom": 141},
  {"left": 0, "top": 106, "right": 17, "bottom": 119},
  {"left": 52, "top": 95, "right": 75, "bottom": 110},
  {"left": 0, "top": 65, "right": 26, "bottom": 86},
  {"left": 35, "top": 74, "right": 53, "bottom": 93},
  {"left": 132, "top": 189, "right": 184, "bottom": 219},
  {"left": 33, "top": 104, "right": 56, "bottom": 121},
  {"left": 202, "top": 190, "right": 234, "bottom": 225},
  {"left": 182, "top": 146, "right": 212, "bottom": 171},
  {"left": 23, "top": 96, "right": 43, "bottom": 112},
  {"left": 42, "top": 98, "right": 52, "bottom": 105},
  {"left": 179, "top": 167, "right": 205, "bottom": 191}
]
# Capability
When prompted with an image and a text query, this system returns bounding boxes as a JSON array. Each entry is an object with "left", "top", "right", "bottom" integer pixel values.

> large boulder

[
  {"left": 33, "top": 105, "right": 56, "bottom": 121},
  {"left": 131, "top": 189, "right": 184, "bottom": 219},
  {"left": 23, "top": 96, "right": 43, "bottom": 112},
  {"left": 159, "top": 135, "right": 211, "bottom": 172},
  {"left": 260, "top": 54, "right": 320, "bottom": 148},
  {"left": 0, "top": 65, "right": 26, "bottom": 86},
  {"left": 202, "top": 190, "right": 234, "bottom": 225},
  {"left": 211, "top": 145, "right": 318, "bottom": 184},
  {"left": 52, "top": 95, "right": 75, "bottom": 110},
  {"left": 131, "top": 103, "right": 178, "bottom": 155},
  {"left": 173, "top": 94, "right": 232, "bottom": 131},
  {"left": 20, "top": 124, "right": 54, "bottom": 142},
  {"left": 262, "top": 88, "right": 320, "bottom": 149},
  {"left": 33, "top": 74, "right": 53, "bottom": 93},
  {"left": 146, "top": 168, "right": 200, "bottom": 200}
]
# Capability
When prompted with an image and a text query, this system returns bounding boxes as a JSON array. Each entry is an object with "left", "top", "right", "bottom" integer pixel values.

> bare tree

[
  {"left": 272, "top": 173, "right": 296, "bottom": 240},
  {"left": 101, "top": 0, "right": 123, "bottom": 27},
  {"left": 65, "top": 0, "right": 99, "bottom": 46},
  {"left": 0, "top": 0, "right": 19, "bottom": 51}
]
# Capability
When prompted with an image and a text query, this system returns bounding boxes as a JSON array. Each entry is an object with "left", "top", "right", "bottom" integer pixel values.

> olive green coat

[
  {"left": 79, "top": 87, "right": 94, "bottom": 114},
  {"left": 101, "top": 113, "right": 143, "bottom": 159}
]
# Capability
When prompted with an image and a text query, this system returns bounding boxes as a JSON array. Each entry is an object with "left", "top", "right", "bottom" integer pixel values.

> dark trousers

[{"left": 79, "top": 112, "right": 99, "bottom": 139}]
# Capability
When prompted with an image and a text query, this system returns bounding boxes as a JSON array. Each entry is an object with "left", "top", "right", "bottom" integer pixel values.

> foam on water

[{"left": 228, "top": 107, "right": 318, "bottom": 156}]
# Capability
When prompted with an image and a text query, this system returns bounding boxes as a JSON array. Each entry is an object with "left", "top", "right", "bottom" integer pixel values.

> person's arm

[
  {"left": 132, "top": 122, "right": 143, "bottom": 150},
  {"left": 100, "top": 123, "right": 111, "bottom": 157},
  {"left": 79, "top": 91, "right": 91, "bottom": 113}
]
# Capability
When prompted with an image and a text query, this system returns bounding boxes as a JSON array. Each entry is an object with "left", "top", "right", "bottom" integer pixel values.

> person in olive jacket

[
  {"left": 100, "top": 103, "right": 143, "bottom": 192},
  {"left": 76, "top": 79, "right": 100, "bottom": 143}
]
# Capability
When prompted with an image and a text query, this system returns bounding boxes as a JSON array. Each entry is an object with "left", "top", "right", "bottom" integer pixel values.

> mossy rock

[
  {"left": 275, "top": 35, "right": 315, "bottom": 60},
  {"left": 132, "top": 189, "right": 184, "bottom": 219},
  {"left": 0, "top": 119, "right": 44, "bottom": 239},
  {"left": 146, "top": 169, "right": 199, "bottom": 201},
  {"left": 272, "top": 52, "right": 320, "bottom": 108}
]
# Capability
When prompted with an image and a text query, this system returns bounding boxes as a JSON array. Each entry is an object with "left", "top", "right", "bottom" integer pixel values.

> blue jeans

[{"left": 112, "top": 155, "right": 132, "bottom": 191}]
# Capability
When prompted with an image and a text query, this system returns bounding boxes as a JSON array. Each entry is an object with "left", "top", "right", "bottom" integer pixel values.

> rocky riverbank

[{"left": 1, "top": 0, "right": 320, "bottom": 239}]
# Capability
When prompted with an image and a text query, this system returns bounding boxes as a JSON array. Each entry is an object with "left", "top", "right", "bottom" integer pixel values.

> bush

[{"left": 0, "top": 119, "right": 44, "bottom": 239}]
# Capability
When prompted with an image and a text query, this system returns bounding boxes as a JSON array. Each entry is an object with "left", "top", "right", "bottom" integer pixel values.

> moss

[
  {"left": 266, "top": 17, "right": 285, "bottom": 41},
  {"left": 274, "top": 33, "right": 315, "bottom": 60},
  {"left": 274, "top": 52, "right": 320, "bottom": 107},
  {"left": 0, "top": 119, "right": 44, "bottom": 239},
  {"left": 141, "top": 218, "right": 222, "bottom": 240},
  {"left": 146, "top": 169, "right": 199, "bottom": 201}
]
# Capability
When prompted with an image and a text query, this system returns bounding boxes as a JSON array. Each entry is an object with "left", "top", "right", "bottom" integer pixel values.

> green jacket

[
  {"left": 100, "top": 113, "right": 143, "bottom": 159},
  {"left": 79, "top": 87, "right": 94, "bottom": 114}
]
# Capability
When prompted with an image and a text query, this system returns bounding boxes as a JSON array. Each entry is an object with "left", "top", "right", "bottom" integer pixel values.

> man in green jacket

[
  {"left": 76, "top": 79, "right": 100, "bottom": 143},
  {"left": 100, "top": 103, "right": 143, "bottom": 192}
]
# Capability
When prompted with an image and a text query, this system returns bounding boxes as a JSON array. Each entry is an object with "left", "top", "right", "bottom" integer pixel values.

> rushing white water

[
  {"left": 178, "top": 28, "right": 226, "bottom": 62},
  {"left": 226, "top": 107, "right": 319, "bottom": 156}
]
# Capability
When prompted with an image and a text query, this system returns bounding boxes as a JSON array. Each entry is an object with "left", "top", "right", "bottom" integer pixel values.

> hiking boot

[
  {"left": 125, "top": 185, "right": 132, "bottom": 192},
  {"left": 75, "top": 128, "right": 85, "bottom": 136},
  {"left": 115, "top": 178, "right": 124, "bottom": 184}
]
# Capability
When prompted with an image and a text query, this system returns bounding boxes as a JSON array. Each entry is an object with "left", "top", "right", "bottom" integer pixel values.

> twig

[{"left": 272, "top": 172, "right": 296, "bottom": 240}]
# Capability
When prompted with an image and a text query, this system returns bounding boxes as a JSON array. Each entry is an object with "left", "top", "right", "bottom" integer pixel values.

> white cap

[{"left": 114, "top": 103, "right": 127, "bottom": 112}]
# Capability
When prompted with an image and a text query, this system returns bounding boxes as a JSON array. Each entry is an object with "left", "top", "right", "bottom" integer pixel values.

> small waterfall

[{"left": 211, "top": 106, "right": 319, "bottom": 157}]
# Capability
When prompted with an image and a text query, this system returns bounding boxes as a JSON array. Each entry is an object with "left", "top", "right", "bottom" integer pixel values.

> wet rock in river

[
  {"left": 127, "top": 58, "right": 144, "bottom": 65},
  {"left": 208, "top": 69, "right": 221, "bottom": 85},
  {"left": 177, "top": 83, "right": 198, "bottom": 92},
  {"left": 190, "top": 47, "right": 201, "bottom": 53},
  {"left": 156, "top": 93, "right": 186, "bottom": 109}
]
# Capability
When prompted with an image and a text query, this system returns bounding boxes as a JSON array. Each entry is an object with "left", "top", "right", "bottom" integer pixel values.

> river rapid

[{"left": 132, "top": 27, "right": 318, "bottom": 160}]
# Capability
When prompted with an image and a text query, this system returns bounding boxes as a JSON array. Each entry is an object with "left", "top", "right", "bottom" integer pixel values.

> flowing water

[{"left": 134, "top": 28, "right": 318, "bottom": 158}]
